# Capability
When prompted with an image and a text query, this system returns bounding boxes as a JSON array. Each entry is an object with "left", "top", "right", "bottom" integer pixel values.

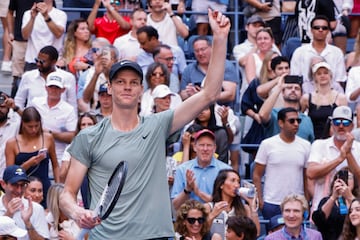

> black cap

[
  {"left": 109, "top": 60, "right": 143, "bottom": 82},
  {"left": 3, "top": 165, "right": 29, "bottom": 184}
]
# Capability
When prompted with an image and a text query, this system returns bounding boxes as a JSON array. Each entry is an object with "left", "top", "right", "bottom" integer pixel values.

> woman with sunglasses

[
  {"left": 58, "top": 18, "right": 91, "bottom": 76},
  {"left": 204, "top": 169, "right": 260, "bottom": 239},
  {"left": 5, "top": 107, "right": 59, "bottom": 208},
  {"left": 175, "top": 200, "right": 212, "bottom": 240},
  {"left": 140, "top": 62, "right": 182, "bottom": 117},
  {"left": 313, "top": 168, "right": 359, "bottom": 240},
  {"left": 245, "top": 28, "right": 276, "bottom": 84},
  {"left": 300, "top": 61, "right": 347, "bottom": 139}
]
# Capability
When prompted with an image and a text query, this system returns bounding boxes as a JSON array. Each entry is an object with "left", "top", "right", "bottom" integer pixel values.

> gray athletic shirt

[{"left": 68, "top": 110, "right": 175, "bottom": 239}]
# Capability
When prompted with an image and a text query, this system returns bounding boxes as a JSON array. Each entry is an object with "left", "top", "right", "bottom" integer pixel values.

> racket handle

[{"left": 76, "top": 228, "right": 90, "bottom": 240}]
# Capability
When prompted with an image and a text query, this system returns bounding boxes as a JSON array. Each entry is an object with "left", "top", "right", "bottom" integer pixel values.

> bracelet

[
  {"left": 45, "top": 17, "right": 52, "bottom": 23},
  {"left": 26, "top": 224, "right": 34, "bottom": 230},
  {"left": 183, "top": 188, "right": 191, "bottom": 194}
]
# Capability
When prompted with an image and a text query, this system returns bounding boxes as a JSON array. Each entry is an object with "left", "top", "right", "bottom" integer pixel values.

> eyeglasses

[
  {"left": 286, "top": 118, "right": 302, "bottom": 124},
  {"left": 91, "top": 47, "right": 101, "bottom": 53},
  {"left": 159, "top": 56, "right": 176, "bottom": 62},
  {"left": 332, "top": 119, "right": 352, "bottom": 127},
  {"left": 312, "top": 25, "right": 329, "bottom": 31},
  {"left": 194, "top": 46, "right": 209, "bottom": 54},
  {"left": 151, "top": 72, "right": 165, "bottom": 77},
  {"left": 110, "top": 0, "right": 121, "bottom": 5},
  {"left": 34, "top": 58, "right": 45, "bottom": 65},
  {"left": 186, "top": 217, "right": 205, "bottom": 224}
]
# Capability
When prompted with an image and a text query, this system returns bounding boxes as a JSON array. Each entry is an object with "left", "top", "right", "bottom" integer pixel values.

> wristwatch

[
  {"left": 184, "top": 188, "right": 191, "bottom": 194},
  {"left": 13, "top": 105, "right": 19, "bottom": 112},
  {"left": 45, "top": 17, "right": 52, "bottom": 23}
]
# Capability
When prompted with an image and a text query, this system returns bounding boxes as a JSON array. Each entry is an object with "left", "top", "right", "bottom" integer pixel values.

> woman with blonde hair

[{"left": 46, "top": 183, "right": 80, "bottom": 239}]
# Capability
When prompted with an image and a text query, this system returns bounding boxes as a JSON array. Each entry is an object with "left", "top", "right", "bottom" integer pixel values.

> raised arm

[
  {"left": 87, "top": 0, "right": 101, "bottom": 33},
  {"left": 171, "top": 9, "right": 230, "bottom": 134}
]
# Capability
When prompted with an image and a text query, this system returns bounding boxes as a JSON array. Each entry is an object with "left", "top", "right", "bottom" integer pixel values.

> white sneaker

[{"left": 1, "top": 61, "right": 12, "bottom": 73}]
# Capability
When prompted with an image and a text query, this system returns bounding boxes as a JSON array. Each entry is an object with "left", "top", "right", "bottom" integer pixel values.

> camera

[
  {"left": 284, "top": 75, "right": 303, "bottom": 85},
  {"left": 237, "top": 180, "right": 256, "bottom": 198}
]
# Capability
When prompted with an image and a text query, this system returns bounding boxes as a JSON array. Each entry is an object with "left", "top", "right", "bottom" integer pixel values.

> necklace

[{"left": 33, "top": 145, "right": 37, "bottom": 150}]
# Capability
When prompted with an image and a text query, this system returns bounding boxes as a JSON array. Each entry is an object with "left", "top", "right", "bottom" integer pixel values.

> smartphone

[
  {"left": 101, "top": 47, "right": 111, "bottom": 61},
  {"left": 337, "top": 170, "right": 349, "bottom": 183},
  {"left": 0, "top": 95, "right": 5, "bottom": 105},
  {"left": 284, "top": 75, "right": 303, "bottom": 85},
  {"left": 38, "top": 148, "right": 48, "bottom": 155},
  {"left": 265, "top": 0, "right": 273, "bottom": 6}
]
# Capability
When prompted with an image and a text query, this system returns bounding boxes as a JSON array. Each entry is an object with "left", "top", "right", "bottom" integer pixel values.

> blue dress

[{"left": 15, "top": 135, "right": 50, "bottom": 208}]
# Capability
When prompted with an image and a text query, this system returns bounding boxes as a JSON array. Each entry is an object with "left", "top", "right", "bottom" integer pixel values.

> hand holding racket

[{"left": 76, "top": 161, "right": 128, "bottom": 240}]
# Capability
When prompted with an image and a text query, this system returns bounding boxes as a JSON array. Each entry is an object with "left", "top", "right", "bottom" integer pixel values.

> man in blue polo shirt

[{"left": 171, "top": 129, "right": 231, "bottom": 210}]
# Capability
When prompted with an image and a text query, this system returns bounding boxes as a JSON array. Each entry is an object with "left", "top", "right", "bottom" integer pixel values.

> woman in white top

[
  {"left": 245, "top": 28, "right": 275, "bottom": 83},
  {"left": 140, "top": 62, "right": 182, "bottom": 116},
  {"left": 204, "top": 169, "right": 260, "bottom": 239},
  {"left": 46, "top": 183, "right": 80, "bottom": 240}
]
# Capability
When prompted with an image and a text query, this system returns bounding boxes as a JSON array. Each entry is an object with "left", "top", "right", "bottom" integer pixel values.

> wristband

[{"left": 184, "top": 188, "right": 191, "bottom": 194}]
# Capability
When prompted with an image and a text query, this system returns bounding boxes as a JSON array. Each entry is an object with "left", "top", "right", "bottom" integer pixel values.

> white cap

[
  {"left": 312, "top": 61, "right": 331, "bottom": 74},
  {"left": 152, "top": 84, "right": 174, "bottom": 99},
  {"left": 331, "top": 106, "right": 353, "bottom": 121},
  {"left": 0, "top": 216, "right": 27, "bottom": 238},
  {"left": 46, "top": 71, "right": 64, "bottom": 88}
]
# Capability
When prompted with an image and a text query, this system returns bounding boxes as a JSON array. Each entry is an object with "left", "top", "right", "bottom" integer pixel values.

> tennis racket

[{"left": 76, "top": 160, "right": 128, "bottom": 240}]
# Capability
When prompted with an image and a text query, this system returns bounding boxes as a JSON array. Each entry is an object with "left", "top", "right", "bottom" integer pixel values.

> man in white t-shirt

[
  {"left": 307, "top": 106, "right": 360, "bottom": 213},
  {"left": 0, "top": 165, "right": 49, "bottom": 240},
  {"left": 21, "top": 0, "right": 66, "bottom": 71},
  {"left": 253, "top": 107, "right": 310, "bottom": 230}
]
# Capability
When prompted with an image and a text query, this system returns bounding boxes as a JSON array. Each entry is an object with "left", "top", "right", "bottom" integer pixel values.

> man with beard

[
  {"left": 14, "top": 46, "right": 77, "bottom": 111},
  {"left": 0, "top": 93, "right": 20, "bottom": 179},
  {"left": 307, "top": 106, "right": 360, "bottom": 214},
  {"left": 258, "top": 74, "right": 314, "bottom": 142},
  {"left": 253, "top": 108, "right": 311, "bottom": 231}
]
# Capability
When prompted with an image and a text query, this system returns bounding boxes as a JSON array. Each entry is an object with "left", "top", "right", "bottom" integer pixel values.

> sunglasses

[
  {"left": 332, "top": 119, "right": 352, "bottom": 127},
  {"left": 312, "top": 25, "right": 329, "bottom": 31},
  {"left": 151, "top": 72, "right": 165, "bottom": 77},
  {"left": 186, "top": 217, "right": 205, "bottom": 224},
  {"left": 286, "top": 118, "right": 302, "bottom": 124},
  {"left": 34, "top": 58, "right": 45, "bottom": 65},
  {"left": 110, "top": 0, "right": 121, "bottom": 5}
]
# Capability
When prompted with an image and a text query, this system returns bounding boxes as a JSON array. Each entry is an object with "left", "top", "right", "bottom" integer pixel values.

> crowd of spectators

[{"left": 1, "top": 0, "right": 360, "bottom": 239}]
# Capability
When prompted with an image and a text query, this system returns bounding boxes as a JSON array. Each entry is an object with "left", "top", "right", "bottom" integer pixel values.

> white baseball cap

[
  {"left": 46, "top": 71, "right": 64, "bottom": 88},
  {"left": 0, "top": 216, "right": 27, "bottom": 238},
  {"left": 152, "top": 84, "right": 174, "bottom": 99}
]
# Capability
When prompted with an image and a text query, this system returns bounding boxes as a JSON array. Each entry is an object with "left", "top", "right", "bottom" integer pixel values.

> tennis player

[{"left": 59, "top": 9, "right": 230, "bottom": 240}]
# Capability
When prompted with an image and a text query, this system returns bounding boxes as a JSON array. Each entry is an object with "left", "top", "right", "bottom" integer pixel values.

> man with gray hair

[{"left": 307, "top": 106, "right": 360, "bottom": 213}]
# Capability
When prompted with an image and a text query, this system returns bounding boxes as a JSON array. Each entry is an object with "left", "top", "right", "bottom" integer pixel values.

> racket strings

[{"left": 101, "top": 171, "right": 123, "bottom": 214}]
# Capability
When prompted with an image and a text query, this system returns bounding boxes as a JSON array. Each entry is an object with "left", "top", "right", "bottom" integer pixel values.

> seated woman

[
  {"left": 312, "top": 168, "right": 359, "bottom": 240},
  {"left": 46, "top": 183, "right": 80, "bottom": 239},
  {"left": 204, "top": 169, "right": 260, "bottom": 238},
  {"left": 300, "top": 61, "right": 347, "bottom": 139},
  {"left": 59, "top": 18, "right": 92, "bottom": 77},
  {"left": 140, "top": 62, "right": 182, "bottom": 117},
  {"left": 24, "top": 176, "right": 44, "bottom": 205},
  {"left": 245, "top": 28, "right": 277, "bottom": 84},
  {"left": 175, "top": 199, "right": 212, "bottom": 240},
  {"left": 340, "top": 198, "right": 360, "bottom": 240},
  {"left": 5, "top": 107, "right": 59, "bottom": 208}
]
